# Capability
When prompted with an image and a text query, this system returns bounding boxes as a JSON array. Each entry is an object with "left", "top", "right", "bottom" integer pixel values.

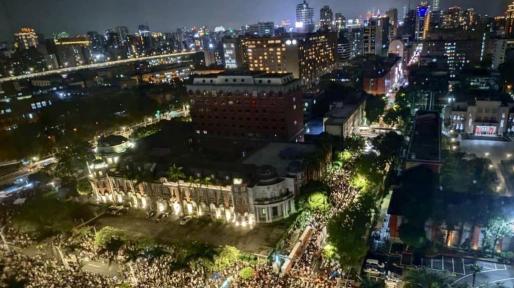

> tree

[
  {"left": 396, "top": 166, "right": 437, "bottom": 249},
  {"left": 343, "top": 136, "right": 365, "bottom": 154},
  {"left": 212, "top": 245, "right": 241, "bottom": 271},
  {"left": 399, "top": 223, "right": 428, "bottom": 250},
  {"left": 306, "top": 192, "right": 330, "bottom": 213},
  {"left": 13, "top": 192, "right": 94, "bottom": 237},
  {"left": 361, "top": 276, "right": 385, "bottom": 288},
  {"left": 441, "top": 151, "right": 498, "bottom": 194},
  {"left": 327, "top": 193, "right": 376, "bottom": 270},
  {"left": 167, "top": 164, "right": 186, "bottom": 182},
  {"left": 94, "top": 226, "right": 128, "bottom": 248},
  {"left": 365, "top": 95, "right": 387, "bottom": 124},
  {"left": 77, "top": 178, "right": 93, "bottom": 196},
  {"left": 403, "top": 269, "right": 455, "bottom": 288},
  {"left": 470, "top": 264, "right": 482, "bottom": 287},
  {"left": 239, "top": 267, "right": 255, "bottom": 280},
  {"left": 371, "top": 131, "right": 404, "bottom": 166},
  {"left": 484, "top": 217, "right": 514, "bottom": 256},
  {"left": 354, "top": 153, "right": 384, "bottom": 188}
]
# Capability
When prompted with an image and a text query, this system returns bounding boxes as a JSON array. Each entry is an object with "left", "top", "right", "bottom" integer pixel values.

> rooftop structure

[{"left": 405, "top": 111, "right": 442, "bottom": 172}]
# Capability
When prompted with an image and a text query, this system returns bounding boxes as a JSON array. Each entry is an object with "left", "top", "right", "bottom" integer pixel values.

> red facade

[{"left": 190, "top": 90, "right": 304, "bottom": 141}]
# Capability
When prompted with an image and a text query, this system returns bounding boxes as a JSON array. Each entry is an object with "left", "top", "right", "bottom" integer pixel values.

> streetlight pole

[{"left": 0, "top": 226, "right": 9, "bottom": 251}]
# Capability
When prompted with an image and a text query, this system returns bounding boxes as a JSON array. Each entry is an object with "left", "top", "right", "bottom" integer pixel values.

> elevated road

[{"left": 0, "top": 51, "right": 197, "bottom": 83}]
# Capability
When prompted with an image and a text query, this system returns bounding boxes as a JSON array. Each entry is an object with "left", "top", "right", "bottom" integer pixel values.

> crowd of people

[
  {"left": 0, "top": 251, "right": 119, "bottom": 288},
  {"left": 0, "top": 148, "right": 367, "bottom": 288}
]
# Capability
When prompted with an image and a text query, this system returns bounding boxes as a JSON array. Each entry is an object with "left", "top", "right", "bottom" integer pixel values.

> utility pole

[
  {"left": 54, "top": 245, "right": 70, "bottom": 270},
  {"left": 0, "top": 226, "right": 9, "bottom": 251}
]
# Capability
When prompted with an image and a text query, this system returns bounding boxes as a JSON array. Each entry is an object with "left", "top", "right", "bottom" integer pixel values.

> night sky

[{"left": 0, "top": 0, "right": 511, "bottom": 41}]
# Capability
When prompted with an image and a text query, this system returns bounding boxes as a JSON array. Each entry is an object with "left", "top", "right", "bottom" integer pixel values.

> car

[{"left": 179, "top": 216, "right": 192, "bottom": 225}]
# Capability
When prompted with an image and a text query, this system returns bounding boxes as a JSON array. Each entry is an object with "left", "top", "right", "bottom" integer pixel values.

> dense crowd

[
  {"left": 0, "top": 156, "right": 364, "bottom": 288},
  {"left": 0, "top": 251, "right": 118, "bottom": 288}
]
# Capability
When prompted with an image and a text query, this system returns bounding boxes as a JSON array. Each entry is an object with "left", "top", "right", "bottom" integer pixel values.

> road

[
  {"left": 0, "top": 51, "right": 196, "bottom": 83},
  {"left": 419, "top": 255, "right": 514, "bottom": 287}
]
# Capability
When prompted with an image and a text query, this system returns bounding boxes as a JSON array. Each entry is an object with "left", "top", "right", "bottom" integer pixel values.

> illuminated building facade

[
  {"left": 361, "top": 56, "right": 403, "bottom": 96},
  {"left": 47, "top": 37, "right": 92, "bottom": 67},
  {"left": 363, "top": 17, "right": 390, "bottom": 56},
  {"left": 445, "top": 99, "right": 514, "bottom": 137},
  {"left": 88, "top": 141, "right": 328, "bottom": 225},
  {"left": 222, "top": 38, "right": 243, "bottom": 69},
  {"left": 416, "top": 2, "right": 430, "bottom": 40},
  {"left": 507, "top": 1, "right": 514, "bottom": 37},
  {"left": 334, "top": 13, "right": 346, "bottom": 31},
  {"left": 238, "top": 34, "right": 336, "bottom": 87},
  {"left": 246, "top": 22, "right": 275, "bottom": 37},
  {"left": 296, "top": 0, "right": 315, "bottom": 33},
  {"left": 186, "top": 72, "right": 304, "bottom": 141},
  {"left": 320, "top": 5, "right": 334, "bottom": 31},
  {"left": 14, "top": 28, "right": 39, "bottom": 50}
]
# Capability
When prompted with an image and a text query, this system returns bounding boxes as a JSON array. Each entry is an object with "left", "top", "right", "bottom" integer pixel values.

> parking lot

[{"left": 419, "top": 255, "right": 508, "bottom": 276}]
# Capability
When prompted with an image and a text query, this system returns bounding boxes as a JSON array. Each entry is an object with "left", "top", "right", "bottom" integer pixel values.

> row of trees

[
  {"left": 94, "top": 226, "right": 247, "bottom": 272},
  {"left": 325, "top": 132, "right": 405, "bottom": 272}
]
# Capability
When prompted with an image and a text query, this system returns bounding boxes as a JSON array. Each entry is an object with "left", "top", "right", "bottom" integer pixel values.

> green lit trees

[
  {"left": 483, "top": 217, "right": 514, "bottom": 256},
  {"left": 327, "top": 193, "right": 377, "bottom": 270}
]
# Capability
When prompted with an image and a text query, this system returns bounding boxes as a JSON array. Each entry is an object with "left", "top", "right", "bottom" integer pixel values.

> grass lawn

[{"left": 94, "top": 212, "right": 289, "bottom": 256}]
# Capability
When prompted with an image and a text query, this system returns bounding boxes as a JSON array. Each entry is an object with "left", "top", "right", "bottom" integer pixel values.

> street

[{"left": 419, "top": 255, "right": 514, "bottom": 287}]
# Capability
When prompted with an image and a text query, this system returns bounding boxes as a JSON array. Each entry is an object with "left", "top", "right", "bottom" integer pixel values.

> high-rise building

[
  {"left": 506, "top": 1, "right": 514, "bottom": 37},
  {"left": 47, "top": 37, "right": 92, "bottom": 67},
  {"left": 187, "top": 72, "right": 304, "bottom": 141},
  {"left": 416, "top": 2, "right": 430, "bottom": 40},
  {"left": 138, "top": 24, "right": 151, "bottom": 36},
  {"left": 442, "top": 6, "right": 462, "bottom": 29},
  {"left": 386, "top": 8, "right": 399, "bottom": 40},
  {"left": 14, "top": 28, "right": 38, "bottom": 50},
  {"left": 320, "top": 5, "right": 334, "bottom": 31},
  {"left": 334, "top": 13, "right": 346, "bottom": 31},
  {"left": 432, "top": 0, "right": 441, "bottom": 11},
  {"left": 336, "top": 36, "right": 351, "bottom": 62},
  {"left": 240, "top": 33, "right": 336, "bottom": 86},
  {"left": 441, "top": 6, "right": 477, "bottom": 31},
  {"left": 222, "top": 38, "right": 243, "bottom": 69},
  {"left": 296, "top": 0, "right": 315, "bottom": 33},
  {"left": 246, "top": 22, "right": 275, "bottom": 37},
  {"left": 363, "top": 17, "right": 390, "bottom": 56},
  {"left": 115, "top": 26, "right": 129, "bottom": 44}
]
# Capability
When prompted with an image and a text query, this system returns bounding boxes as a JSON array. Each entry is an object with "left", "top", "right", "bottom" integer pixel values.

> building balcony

[{"left": 253, "top": 191, "right": 294, "bottom": 205}]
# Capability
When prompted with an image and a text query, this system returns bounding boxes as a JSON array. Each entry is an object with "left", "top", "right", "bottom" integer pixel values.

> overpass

[{"left": 0, "top": 51, "right": 197, "bottom": 83}]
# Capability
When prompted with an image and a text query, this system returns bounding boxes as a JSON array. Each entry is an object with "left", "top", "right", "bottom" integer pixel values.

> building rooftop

[
  {"left": 189, "top": 72, "right": 298, "bottom": 86},
  {"left": 407, "top": 111, "right": 441, "bottom": 163},
  {"left": 109, "top": 121, "right": 318, "bottom": 185},
  {"left": 98, "top": 135, "right": 128, "bottom": 147},
  {"left": 243, "top": 142, "right": 318, "bottom": 177},
  {"left": 324, "top": 104, "right": 359, "bottom": 126}
]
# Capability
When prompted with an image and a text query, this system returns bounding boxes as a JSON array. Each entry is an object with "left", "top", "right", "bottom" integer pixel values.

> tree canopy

[
  {"left": 327, "top": 192, "right": 376, "bottom": 269},
  {"left": 365, "top": 95, "right": 387, "bottom": 124}
]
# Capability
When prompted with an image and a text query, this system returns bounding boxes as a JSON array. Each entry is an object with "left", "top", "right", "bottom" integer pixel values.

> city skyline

[{"left": 0, "top": 0, "right": 511, "bottom": 40}]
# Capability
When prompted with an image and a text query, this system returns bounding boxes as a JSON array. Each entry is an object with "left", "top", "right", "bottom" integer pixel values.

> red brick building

[{"left": 186, "top": 72, "right": 304, "bottom": 141}]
